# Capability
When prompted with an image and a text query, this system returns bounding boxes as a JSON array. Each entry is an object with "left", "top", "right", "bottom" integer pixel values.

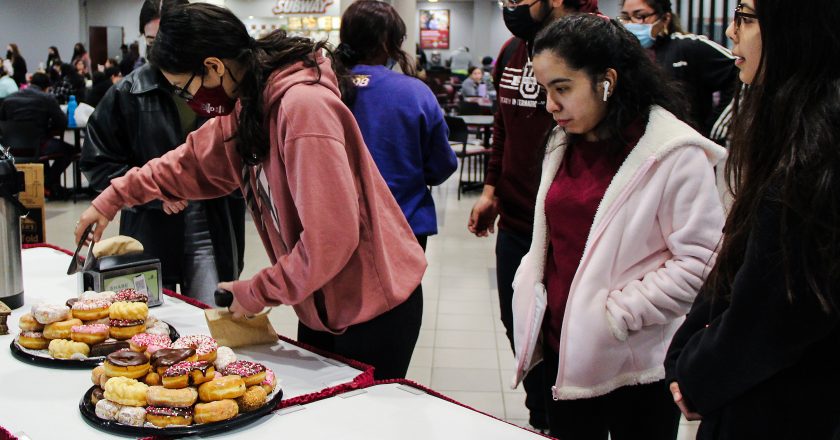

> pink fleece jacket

[
  {"left": 92, "top": 56, "right": 427, "bottom": 334},
  {"left": 511, "top": 107, "right": 726, "bottom": 399}
]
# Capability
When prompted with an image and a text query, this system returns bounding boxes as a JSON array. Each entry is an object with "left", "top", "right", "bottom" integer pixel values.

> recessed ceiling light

[{"left": 248, "top": 15, "right": 254, "bottom": 19}]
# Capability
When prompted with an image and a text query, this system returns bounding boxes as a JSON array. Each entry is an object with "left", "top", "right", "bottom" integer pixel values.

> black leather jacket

[{"left": 80, "top": 64, "right": 245, "bottom": 286}]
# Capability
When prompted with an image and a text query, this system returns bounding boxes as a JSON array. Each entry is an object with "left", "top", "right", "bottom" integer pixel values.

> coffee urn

[{"left": 0, "top": 145, "right": 26, "bottom": 309}]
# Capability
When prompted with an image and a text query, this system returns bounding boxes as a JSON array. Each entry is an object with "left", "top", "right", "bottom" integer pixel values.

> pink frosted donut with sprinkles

[
  {"left": 221, "top": 360, "right": 267, "bottom": 386},
  {"left": 260, "top": 367, "right": 276, "bottom": 394},
  {"left": 113, "top": 288, "right": 149, "bottom": 303},
  {"left": 129, "top": 333, "right": 172, "bottom": 354},
  {"left": 172, "top": 335, "right": 218, "bottom": 362}
]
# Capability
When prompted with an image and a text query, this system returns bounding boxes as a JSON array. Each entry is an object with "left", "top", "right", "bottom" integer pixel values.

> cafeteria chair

[
  {"left": 445, "top": 115, "right": 492, "bottom": 200},
  {"left": 0, "top": 120, "right": 76, "bottom": 195}
]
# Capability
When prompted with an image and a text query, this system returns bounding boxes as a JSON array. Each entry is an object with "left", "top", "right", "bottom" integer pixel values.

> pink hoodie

[{"left": 92, "top": 56, "right": 427, "bottom": 333}]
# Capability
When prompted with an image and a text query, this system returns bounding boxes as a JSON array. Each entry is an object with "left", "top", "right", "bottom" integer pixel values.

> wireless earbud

[{"left": 602, "top": 80, "right": 611, "bottom": 102}]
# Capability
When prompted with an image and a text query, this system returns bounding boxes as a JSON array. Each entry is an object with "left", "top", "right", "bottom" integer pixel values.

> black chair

[
  {"left": 445, "top": 115, "right": 492, "bottom": 199},
  {"left": 0, "top": 120, "right": 71, "bottom": 191}
]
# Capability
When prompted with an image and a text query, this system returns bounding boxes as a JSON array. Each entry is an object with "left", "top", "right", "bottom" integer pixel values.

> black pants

[
  {"left": 297, "top": 285, "right": 423, "bottom": 380},
  {"left": 542, "top": 346, "right": 680, "bottom": 440},
  {"left": 40, "top": 137, "right": 77, "bottom": 189},
  {"left": 496, "top": 228, "right": 547, "bottom": 429}
]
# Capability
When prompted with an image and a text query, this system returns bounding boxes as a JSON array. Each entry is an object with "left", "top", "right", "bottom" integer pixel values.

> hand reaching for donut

[{"left": 75, "top": 205, "right": 110, "bottom": 245}]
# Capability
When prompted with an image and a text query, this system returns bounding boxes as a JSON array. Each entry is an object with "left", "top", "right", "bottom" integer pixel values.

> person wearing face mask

[
  {"left": 6, "top": 44, "right": 27, "bottom": 87},
  {"left": 467, "top": 0, "right": 599, "bottom": 432},
  {"left": 619, "top": 0, "right": 738, "bottom": 136},
  {"left": 75, "top": 3, "right": 427, "bottom": 381},
  {"left": 80, "top": 0, "right": 246, "bottom": 306},
  {"left": 333, "top": 0, "right": 456, "bottom": 253}
]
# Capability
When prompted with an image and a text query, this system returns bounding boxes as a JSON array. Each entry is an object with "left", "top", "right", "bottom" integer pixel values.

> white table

[{"left": 0, "top": 247, "right": 365, "bottom": 439}]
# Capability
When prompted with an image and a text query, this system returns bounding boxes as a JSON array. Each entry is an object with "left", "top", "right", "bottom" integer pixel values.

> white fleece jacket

[{"left": 511, "top": 107, "right": 726, "bottom": 400}]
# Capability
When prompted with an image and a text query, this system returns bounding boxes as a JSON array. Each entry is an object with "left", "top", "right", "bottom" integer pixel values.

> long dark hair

[
  {"left": 150, "top": 3, "right": 330, "bottom": 165},
  {"left": 705, "top": 0, "right": 840, "bottom": 313},
  {"left": 533, "top": 14, "right": 689, "bottom": 146},
  {"left": 72, "top": 43, "right": 86, "bottom": 61},
  {"left": 334, "top": 0, "right": 415, "bottom": 105}
]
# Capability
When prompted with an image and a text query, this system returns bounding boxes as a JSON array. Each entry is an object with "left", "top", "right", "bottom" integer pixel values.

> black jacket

[
  {"left": 0, "top": 86, "right": 66, "bottom": 140},
  {"left": 665, "top": 196, "right": 840, "bottom": 439},
  {"left": 654, "top": 33, "right": 738, "bottom": 136},
  {"left": 80, "top": 64, "right": 245, "bottom": 286}
]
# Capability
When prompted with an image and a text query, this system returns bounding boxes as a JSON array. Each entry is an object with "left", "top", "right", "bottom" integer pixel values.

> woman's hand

[
  {"left": 670, "top": 381, "right": 702, "bottom": 421},
  {"left": 163, "top": 200, "right": 188, "bottom": 215},
  {"left": 74, "top": 205, "right": 110, "bottom": 245},
  {"left": 468, "top": 193, "right": 499, "bottom": 237},
  {"left": 218, "top": 281, "right": 251, "bottom": 319}
]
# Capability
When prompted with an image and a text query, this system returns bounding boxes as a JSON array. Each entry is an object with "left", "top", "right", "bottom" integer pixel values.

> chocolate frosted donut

[
  {"left": 90, "top": 340, "right": 130, "bottom": 357},
  {"left": 91, "top": 386, "right": 105, "bottom": 405},
  {"left": 146, "top": 406, "right": 194, "bottom": 417},
  {"left": 66, "top": 298, "right": 79, "bottom": 309},
  {"left": 151, "top": 348, "right": 197, "bottom": 370},
  {"left": 107, "top": 350, "right": 148, "bottom": 367}
]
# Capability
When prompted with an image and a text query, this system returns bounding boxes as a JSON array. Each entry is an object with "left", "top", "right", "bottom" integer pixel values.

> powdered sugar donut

[
  {"left": 31, "top": 303, "right": 70, "bottom": 325},
  {"left": 213, "top": 346, "right": 237, "bottom": 370},
  {"left": 145, "top": 321, "right": 170, "bottom": 336},
  {"left": 116, "top": 405, "right": 146, "bottom": 426},
  {"left": 95, "top": 399, "right": 122, "bottom": 421},
  {"left": 172, "top": 335, "right": 218, "bottom": 362}
]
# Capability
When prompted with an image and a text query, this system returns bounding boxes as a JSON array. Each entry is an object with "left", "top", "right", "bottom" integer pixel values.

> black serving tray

[
  {"left": 10, "top": 322, "right": 179, "bottom": 368},
  {"left": 79, "top": 385, "right": 283, "bottom": 436}
]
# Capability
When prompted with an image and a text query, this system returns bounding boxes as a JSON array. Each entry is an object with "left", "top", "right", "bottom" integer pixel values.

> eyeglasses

[
  {"left": 172, "top": 72, "right": 197, "bottom": 101},
  {"left": 734, "top": 6, "right": 758, "bottom": 30},
  {"left": 618, "top": 12, "right": 658, "bottom": 24},
  {"left": 501, "top": 0, "right": 539, "bottom": 12}
]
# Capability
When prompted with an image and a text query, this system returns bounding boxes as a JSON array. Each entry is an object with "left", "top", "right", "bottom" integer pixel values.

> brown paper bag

[{"left": 204, "top": 308, "right": 279, "bottom": 348}]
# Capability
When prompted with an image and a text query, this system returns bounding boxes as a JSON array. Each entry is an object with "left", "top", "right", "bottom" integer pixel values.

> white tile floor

[{"left": 42, "top": 163, "right": 698, "bottom": 439}]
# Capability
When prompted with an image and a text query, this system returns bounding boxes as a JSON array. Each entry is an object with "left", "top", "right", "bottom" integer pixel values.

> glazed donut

[
  {"left": 151, "top": 348, "right": 197, "bottom": 375},
  {"left": 72, "top": 299, "right": 111, "bottom": 321},
  {"left": 103, "top": 376, "right": 149, "bottom": 407},
  {"left": 129, "top": 333, "right": 171, "bottom": 354},
  {"left": 145, "top": 321, "right": 171, "bottom": 336},
  {"left": 91, "top": 365, "right": 107, "bottom": 386},
  {"left": 90, "top": 386, "right": 105, "bottom": 406},
  {"left": 43, "top": 318, "right": 83, "bottom": 340},
  {"left": 260, "top": 368, "right": 276, "bottom": 395},
  {"left": 89, "top": 340, "right": 129, "bottom": 357},
  {"left": 145, "top": 406, "right": 194, "bottom": 427},
  {"left": 84, "top": 317, "right": 111, "bottom": 326},
  {"left": 116, "top": 405, "right": 147, "bottom": 426},
  {"left": 95, "top": 399, "right": 122, "bottom": 421},
  {"left": 104, "top": 350, "right": 150, "bottom": 379},
  {"left": 198, "top": 375, "right": 246, "bottom": 402},
  {"left": 31, "top": 303, "right": 70, "bottom": 325},
  {"left": 109, "top": 319, "right": 146, "bottom": 340},
  {"left": 48, "top": 339, "right": 90, "bottom": 359},
  {"left": 221, "top": 360, "right": 267, "bottom": 387},
  {"left": 113, "top": 288, "right": 148, "bottom": 303},
  {"left": 147, "top": 385, "right": 198, "bottom": 408},
  {"left": 172, "top": 335, "right": 218, "bottom": 362},
  {"left": 236, "top": 385, "right": 268, "bottom": 412},
  {"left": 109, "top": 301, "right": 148, "bottom": 320},
  {"left": 17, "top": 331, "right": 49, "bottom": 350},
  {"left": 162, "top": 361, "right": 215, "bottom": 389},
  {"left": 18, "top": 313, "right": 44, "bottom": 331},
  {"left": 71, "top": 324, "right": 110, "bottom": 345},
  {"left": 194, "top": 399, "right": 239, "bottom": 424},
  {"left": 144, "top": 371, "right": 161, "bottom": 386},
  {"left": 213, "top": 346, "right": 237, "bottom": 370}
]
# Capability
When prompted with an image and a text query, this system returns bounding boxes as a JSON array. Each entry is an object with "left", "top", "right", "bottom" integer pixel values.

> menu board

[{"left": 419, "top": 9, "right": 450, "bottom": 49}]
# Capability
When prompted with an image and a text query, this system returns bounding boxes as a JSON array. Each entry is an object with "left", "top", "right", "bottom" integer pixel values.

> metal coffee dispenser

[{"left": 0, "top": 145, "right": 27, "bottom": 309}]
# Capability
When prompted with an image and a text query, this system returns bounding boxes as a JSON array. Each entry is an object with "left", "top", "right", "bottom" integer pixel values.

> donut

[
  {"left": 147, "top": 385, "right": 198, "bottom": 408},
  {"left": 31, "top": 303, "right": 70, "bottom": 325},
  {"left": 17, "top": 331, "right": 49, "bottom": 350},
  {"left": 43, "top": 318, "right": 83, "bottom": 339},
  {"left": 129, "top": 333, "right": 171, "bottom": 354},
  {"left": 145, "top": 321, "right": 171, "bottom": 336},
  {"left": 89, "top": 340, "right": 129, "bottom": 357},
  {"left": 79, "top": 290, "right": 116, "bottom": 303},
  {"left": 198, "top": 375, "right": 246, "bottom": 402},
  {"left": 145, "top": 406, "right": 194, "bottom": 427},
  {"left": 236, "top": 385, "right": 268, "bottom": 412},
  {"left": 194, "top": 399, "right": 238, "bottom": 424},
  {"left": 172, "top": 335, "right": 218, "bottom": 362},
  {"left": 109, "top": 319, "right": 146, "bottom": 340},
  {"left": 48, "top": 339, "right": 90, "bottom": 359},
  {"left": 95, "top": 399, "right": 122, "bottom": 421},
  {"left": 151, "top": 348, "right": 197, "bottom": 375},
  {"left": 214, "top": 346, "right": 237, "bottom": 370},
  {"left": 116, "top": 405, "right": 147, "bottom": 426},
  {"left": 162, "top": 361, "right": 215, "bottom": 389},
  {"left": 221, "top": 360, "right": 267, "bottom": 387},
  {"left": 65, "top": 297, "right": 79, "bottom": 309},
  {"left": 144, "top": 371, "right": 161, "bottom": 386},
  {"left": 18, "top": 313, "right": 44, "bottom": 331},
  {"left": 113, "top": 288, "right": 148, "bottom": 303},
  {"left": 72, "top": 299, "right": 110, "bottom": 321},
  {"left": 104, "top": 350, "right": 150, "bottom": 379},
  {"left": 71, "top": 324, "right": 110, "bottom": 344},
  {"left": 83, "top": 317, "right": 111, "bottom": 326},
  {"left": 90, "top": 386, "right": 105, "bottom": 406},
  {"left": 91, "top": 365, "right": 107, "bottom": 386},
  {"left": 103, "top": 376, "right": 149, "bottom": 407},
  {"left": 109, "top": 301, "right": 148, "bottom": 320},
  {"left": 260, "top": 367, "right": 276, "bottom": 395}
]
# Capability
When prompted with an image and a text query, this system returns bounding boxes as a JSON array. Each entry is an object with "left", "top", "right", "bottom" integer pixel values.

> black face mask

[{"left": 502, "top": 1, "right": 548, "bottom": 42}]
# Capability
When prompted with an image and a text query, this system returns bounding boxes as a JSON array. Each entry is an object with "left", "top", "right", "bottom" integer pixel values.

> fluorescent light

[{"left": 248, "top": 15, "right": 254, "bottom": 19}]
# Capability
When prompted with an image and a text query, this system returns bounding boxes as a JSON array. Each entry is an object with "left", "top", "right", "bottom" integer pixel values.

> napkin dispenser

[{"left": 78, "top": 253, "right": 163, "bottom": 307}]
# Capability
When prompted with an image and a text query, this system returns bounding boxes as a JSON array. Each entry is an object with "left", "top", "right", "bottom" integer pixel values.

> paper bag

[{"left": 204, "top": 308, "right": 278, "bottom": 348}]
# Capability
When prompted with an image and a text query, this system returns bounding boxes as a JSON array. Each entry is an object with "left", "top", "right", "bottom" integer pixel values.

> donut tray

[
  {"left": 9, "top": 322, "right": 179, "bottom": 368},
  {"left": 79, "top": 385, "right": 284, "bottom": 436}
]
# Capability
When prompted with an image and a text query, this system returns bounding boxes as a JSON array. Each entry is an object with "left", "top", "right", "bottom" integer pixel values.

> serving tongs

[{"left": 67, "top": 223, "right": 96, "bottom": 275}]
